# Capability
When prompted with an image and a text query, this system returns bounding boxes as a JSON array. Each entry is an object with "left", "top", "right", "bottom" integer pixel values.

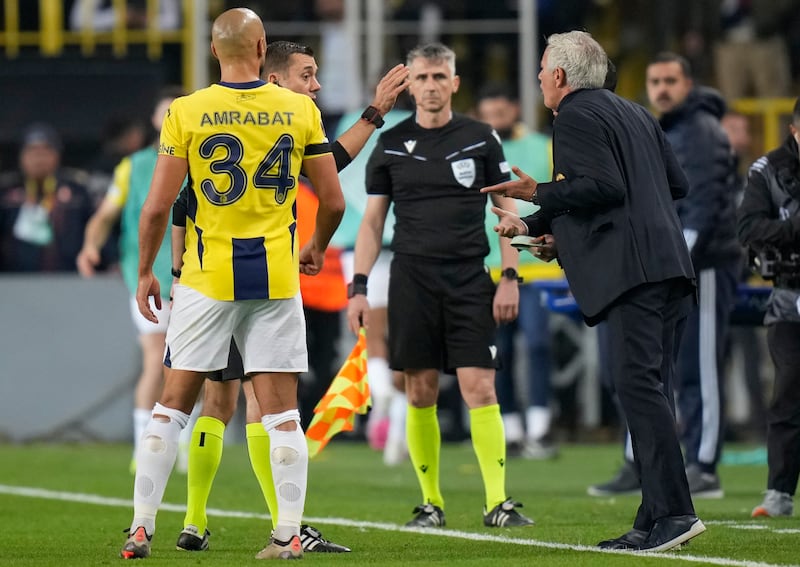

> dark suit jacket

[{"left": 523, "top": 88, "right": 694, "bottom": 323}]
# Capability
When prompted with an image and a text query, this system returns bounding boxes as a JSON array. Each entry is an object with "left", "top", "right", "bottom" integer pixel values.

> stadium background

[{"left": 0, "top": 0, "right": 795, "bottom": 443}]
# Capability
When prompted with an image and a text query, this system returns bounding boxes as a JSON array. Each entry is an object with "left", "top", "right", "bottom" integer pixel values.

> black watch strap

[
  {"left": 361, "top": 105, "right": 385, "bottom": 129},
  {"left": 347, "top": 273, "right": 368, "bottom": 298},
  {"left": 171, "top": 267, "right": 182, "bottom": 278}
]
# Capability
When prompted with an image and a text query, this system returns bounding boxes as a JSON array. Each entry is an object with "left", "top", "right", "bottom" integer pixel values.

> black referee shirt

[{"left": 366, "top": 113, "right": 511, "bottom": 261}]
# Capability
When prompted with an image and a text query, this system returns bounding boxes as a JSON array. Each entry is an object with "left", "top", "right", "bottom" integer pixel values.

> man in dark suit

[{"left": 482, "top": 30, "right": 706, "bottom": 552}]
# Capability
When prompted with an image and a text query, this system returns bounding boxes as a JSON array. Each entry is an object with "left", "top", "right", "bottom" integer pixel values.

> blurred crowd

[{"left": 3, "top": 1, "right": 800, "bottom": 168}]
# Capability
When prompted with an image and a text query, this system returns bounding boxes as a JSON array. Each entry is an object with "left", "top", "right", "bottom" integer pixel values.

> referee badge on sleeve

[{"left": 451, "top": 158, "right": 476, "bottom": 188}]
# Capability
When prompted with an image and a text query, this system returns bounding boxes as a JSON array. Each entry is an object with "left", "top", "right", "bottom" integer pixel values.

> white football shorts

[
  {"left": 129, "top": 295, "right": 170, "bottom": 335},
  {"left": 165, "top": 284, "right": 308, "bottom": 374}
]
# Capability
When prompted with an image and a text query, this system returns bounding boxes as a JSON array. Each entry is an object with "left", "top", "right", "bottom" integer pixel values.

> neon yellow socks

[
  {"left": 407, "top": 404, "right": 444, "bottom": 509},
  {"left": 183, "top": 416, "right": 225, "bottom": 532},
  {"left": 469, "top": 404, "right": 507, "bottom": 510},
  {"left": 246, "top": 422, "right": 279, "bottom": 529}
]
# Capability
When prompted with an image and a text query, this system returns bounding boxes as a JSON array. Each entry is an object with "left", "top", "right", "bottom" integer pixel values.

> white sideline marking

[
  {"left": 707, "top": 520, "right": 800, "bottom": 535},
  {"left": 0, "top": 483, "right": 796, "bottom": 567}
]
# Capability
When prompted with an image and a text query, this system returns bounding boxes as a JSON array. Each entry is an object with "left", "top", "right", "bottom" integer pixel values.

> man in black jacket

[
  {"left": 738, "top": 97, "right": 800, "bottom": 519},
  {"left": 590, "top": 52, "right": 743, "bottom": 501},
  {"left": 646, "top": 53, "right": 742, "bottom": 498},
  {"left": 483, "top": 30, "right": 705, "bottom": 552}
]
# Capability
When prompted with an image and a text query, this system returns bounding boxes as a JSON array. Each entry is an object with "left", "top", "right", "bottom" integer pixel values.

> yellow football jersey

[{"left": 160, "top": 81, "right": 330, "bottom": 300}]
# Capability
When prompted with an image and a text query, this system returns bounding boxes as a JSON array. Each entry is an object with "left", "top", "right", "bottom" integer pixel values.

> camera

[{"left": 751, "top": 247, "right": 800, "bottom": 286}]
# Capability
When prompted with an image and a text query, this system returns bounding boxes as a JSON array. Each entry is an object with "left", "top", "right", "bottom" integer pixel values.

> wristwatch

[
  {"left": 171, "top": 267, "right": 182, "bottom": 278},
  {"left": 360, "top": 105, "right": 385, "bottom": 129},
  {"left": 347, "top": 274, "right": 369, "bottom": 298},
  {"left": 502, "top": 267, "right": 522, "bottom": 283}
]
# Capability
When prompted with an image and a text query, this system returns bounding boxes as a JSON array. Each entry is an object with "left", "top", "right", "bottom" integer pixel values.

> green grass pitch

[{"left": 0, "top": 441, "right": 797, "bottom": 566}]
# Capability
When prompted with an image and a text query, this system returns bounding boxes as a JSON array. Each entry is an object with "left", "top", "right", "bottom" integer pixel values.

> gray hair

[
  {"left": 406, "top": 42, "right": 456, "bottom": 75},
  {"left": 545, "top": 31, "right": 607, "bottom": 90}
]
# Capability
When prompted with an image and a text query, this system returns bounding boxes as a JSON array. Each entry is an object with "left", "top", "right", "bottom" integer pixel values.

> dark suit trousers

[
  {"left": 766, "top": 322, "right": 800, "bottom": 495},
  {"left": 605, "top": 278, "right": 696, "bottom": 530}
]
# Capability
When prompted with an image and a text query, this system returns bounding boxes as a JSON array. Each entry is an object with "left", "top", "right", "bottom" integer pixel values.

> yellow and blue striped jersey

[{"left": 160, "top": 81, "right": 330, "bottom": 300}]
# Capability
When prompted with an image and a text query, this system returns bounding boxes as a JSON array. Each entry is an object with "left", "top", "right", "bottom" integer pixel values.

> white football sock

[
  {"left": 262, "top": 409, "right": 307, "bottom": 542},
  {"left": 176, "top": 400, "right": 203, "bottom": 473},
  {"left": 384, "top": 391, "right": 408, "bottom": 465},
  {"left": 502, "top": 412, "right": 525, "bottom": 444},
  {"left": 526, "top": 405, "right": 551, "bottom": 441},
  {"left": 367, "top": 357, "right": 392, "bottom": 418},
  {"left": 131, "top": 403, "right": 189, "bottom": 534},
  {"left": 133, "top": 408, "right": 151, "bottom": 456}
]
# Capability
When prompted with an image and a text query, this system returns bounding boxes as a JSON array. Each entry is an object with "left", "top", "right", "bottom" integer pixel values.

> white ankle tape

[{"left": 261, "top": 409, "right": 301, "bottom": 432}]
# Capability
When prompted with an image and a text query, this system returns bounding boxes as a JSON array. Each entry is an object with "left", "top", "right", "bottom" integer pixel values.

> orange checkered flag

[{"left": 306, "top": 327, "right": 370, "bottom": 458}]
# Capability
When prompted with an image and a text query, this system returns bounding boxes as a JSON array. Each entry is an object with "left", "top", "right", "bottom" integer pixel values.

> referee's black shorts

[{"left": 388, "top": 253, "right": 498, "bottom": 372}]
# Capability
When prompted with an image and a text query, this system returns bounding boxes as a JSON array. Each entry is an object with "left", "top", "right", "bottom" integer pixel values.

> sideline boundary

[{"left": 0, "top": 483, "right": 796, "bottom": 567}]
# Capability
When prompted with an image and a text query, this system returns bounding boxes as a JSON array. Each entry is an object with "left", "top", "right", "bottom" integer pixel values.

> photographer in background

[{"left": 738, "top": 96, "right": 800, "bottom": 518}]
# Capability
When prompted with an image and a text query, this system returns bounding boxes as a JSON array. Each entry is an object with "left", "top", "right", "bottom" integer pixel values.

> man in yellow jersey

[
  {"left": 120, "top": 8, "right": 345, "bottom": 561},
  {"left": 172, "top": 40, "right": 408, "bottom": 553}
]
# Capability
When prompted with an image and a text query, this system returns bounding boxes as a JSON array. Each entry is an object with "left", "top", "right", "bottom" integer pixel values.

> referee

[{"left": 346, "top": 42, "right": 533, "bottom": 528}]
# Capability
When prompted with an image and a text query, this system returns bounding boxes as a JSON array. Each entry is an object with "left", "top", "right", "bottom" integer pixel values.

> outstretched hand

[
  {"left": 490, "top": 206, "right": 528, "bottom": 238},
  {"left": 371, "top": 64, "right": 411, "bottom": 115},
  {"left": 481, "top": 166, "right": 537, "bottom": 201}
]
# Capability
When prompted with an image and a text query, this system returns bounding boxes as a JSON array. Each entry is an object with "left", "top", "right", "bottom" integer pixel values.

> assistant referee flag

[{"left": 306, "top": 328, "right": 371, "bottom": 458}]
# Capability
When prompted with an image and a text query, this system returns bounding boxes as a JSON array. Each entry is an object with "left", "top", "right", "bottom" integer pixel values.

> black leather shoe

[
  {"left": 638, "top": 515, "right": 705, "bottom": 552},
  {"left": 597, "top": 528, "right": 648, "bottom": 550}
]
